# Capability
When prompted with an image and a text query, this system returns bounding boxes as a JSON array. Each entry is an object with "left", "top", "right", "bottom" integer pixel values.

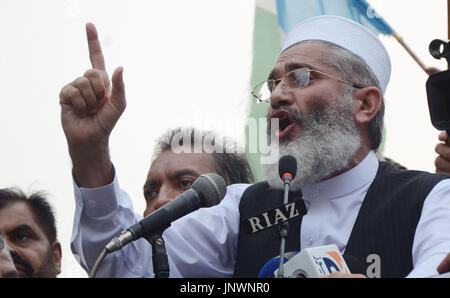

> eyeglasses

[{"left": 251, "top": 67, "right": 363, "bottom": 104}]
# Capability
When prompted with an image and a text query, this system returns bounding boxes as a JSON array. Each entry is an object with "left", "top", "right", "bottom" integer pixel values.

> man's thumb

[{"left": 111, "top": 66, "right": 126, "bottom": 110}]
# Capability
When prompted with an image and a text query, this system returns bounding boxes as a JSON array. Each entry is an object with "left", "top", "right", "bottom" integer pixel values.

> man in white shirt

[
  {"left": 60, "top": 17, "right": 450, "bottom": 278},
  {"left": 141, "top": 127, "right": 253, "bottom": 217}
]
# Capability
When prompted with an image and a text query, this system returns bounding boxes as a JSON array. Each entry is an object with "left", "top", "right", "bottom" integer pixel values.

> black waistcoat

[{"left": 233, "top": 162, "right": 448, "bottom": 278}]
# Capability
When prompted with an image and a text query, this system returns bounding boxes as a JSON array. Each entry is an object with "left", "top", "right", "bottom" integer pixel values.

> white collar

[{"left": 302, "top": 151, "right": 379, "bottom": 202}]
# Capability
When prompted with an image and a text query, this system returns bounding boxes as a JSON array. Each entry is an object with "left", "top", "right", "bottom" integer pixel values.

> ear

[
  {"left": 52, "top": 241, "right": 62, "bottom": 275},
  {"left": 353, "top": 87, "right": 382, "bottom": 125}
]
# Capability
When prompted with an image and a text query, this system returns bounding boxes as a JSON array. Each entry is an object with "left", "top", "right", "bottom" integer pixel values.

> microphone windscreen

[
  {"left": 258, "top": 251, "right": 299, "bottom": 278},
  {"left": 278, "top": 155, "right": 297, "bottom": 180},
  {"left": 192, "top": 173, "right": 227, "bottom": 207}
]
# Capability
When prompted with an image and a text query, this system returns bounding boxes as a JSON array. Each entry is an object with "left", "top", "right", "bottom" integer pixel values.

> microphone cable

[{"left": 89, "top": 248, "right": 107, "bottom": 278}]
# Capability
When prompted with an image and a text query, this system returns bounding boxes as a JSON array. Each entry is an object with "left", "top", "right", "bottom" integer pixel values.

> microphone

[
  {"left": 258, "top": 251, "right": 299, "bottom": 278},
  {"left": 274, "top": 244, "right": 351, "bottom": 278},
  {"left": 279, "top": 155, "right": 297, "bottom": 184},
  {"left": 276, "top": 155, "right": 298, "bottom": 278},
  {"left": 105, "top": 173, "right": 227, "bottom": 253}
]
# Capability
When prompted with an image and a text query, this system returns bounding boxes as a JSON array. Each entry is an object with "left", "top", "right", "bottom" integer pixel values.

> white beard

[{"left": 262, "top": 89, "right": 361, "bottom": 191}]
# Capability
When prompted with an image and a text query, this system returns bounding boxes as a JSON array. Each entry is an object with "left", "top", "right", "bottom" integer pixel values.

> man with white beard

[
  {"left": 263, "top": 84, "right": 361, "bottom": 190},
  {"left": 63, "top": 16, "right": 450, "bottom": 278}
]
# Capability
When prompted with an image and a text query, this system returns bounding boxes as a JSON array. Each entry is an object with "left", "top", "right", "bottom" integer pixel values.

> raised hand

[
  {"left": 60, "top": 23, "right": 126, "bottom": 147},
  {"left": 60, "top": 23, "right": 126, "bottom": 187}
]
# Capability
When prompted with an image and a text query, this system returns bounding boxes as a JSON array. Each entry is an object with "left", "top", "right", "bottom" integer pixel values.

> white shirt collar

[{"left": 302, "top": 151, "right": 379, "bottom": 202}]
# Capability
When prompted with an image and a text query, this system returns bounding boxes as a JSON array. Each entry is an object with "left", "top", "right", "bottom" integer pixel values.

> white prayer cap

[{"left": 281, "top": 15, "right": 391, "bottom": 94}]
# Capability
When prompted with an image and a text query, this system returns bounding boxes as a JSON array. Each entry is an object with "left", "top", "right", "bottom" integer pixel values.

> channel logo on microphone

[
  {"left": 312, "top": 250, "right": 350, "bottom": 275},
  {"left": 275, "top": 244, "right": 350, "bottom": 278}
]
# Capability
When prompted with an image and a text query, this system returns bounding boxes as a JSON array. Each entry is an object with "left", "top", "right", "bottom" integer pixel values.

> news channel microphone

[
  {"left": 277, "top": 155, "right": 297, "bottom": 278},
  {"left": 274, "top": 244, "right": 350, "bottom": 278},
  {"left": 105, "top": 173, "right": 227, "bottom": 253},
  {"left": 258, "top": 251, "right": 299, "bottom": 278}
]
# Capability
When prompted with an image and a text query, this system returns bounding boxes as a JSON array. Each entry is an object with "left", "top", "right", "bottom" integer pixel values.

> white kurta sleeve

[
  {"left": 407, "top": 179, "right": 450, "bottom": 277},
  {"left": 70, "top": 167, "right": 248, "bottom": 277},
  {"left": 70, "top": 171, "right": 167, "bottom": 277},
  {"left": 163, "top": 183, "right": 248, "bottom": 277}
]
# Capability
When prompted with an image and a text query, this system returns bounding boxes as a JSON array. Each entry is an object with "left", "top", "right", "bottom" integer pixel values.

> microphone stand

[
  {"left": 277, "top": 175, "right": 292, "bottom": 278},
  {"left": 90, "top": 231, "right": 171, "bottom": 278},
  {"left": 144, "top": 232, "right": 170, "bottom": 278}
]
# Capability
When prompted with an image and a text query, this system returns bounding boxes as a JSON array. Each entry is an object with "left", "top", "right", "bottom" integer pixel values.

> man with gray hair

[
  {"left": 61, "top": 17, "right": 450, "bottom": 278},
  {"left": 142, "top": 127, "right": 253, "bottom": 216},
  {"left": 61, "top": 23, "right": 253, "bottom": 277}
]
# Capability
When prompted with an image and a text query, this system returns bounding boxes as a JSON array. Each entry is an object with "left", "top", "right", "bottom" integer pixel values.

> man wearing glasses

[{"left": 62, "top": 16, "right": 450, "bottom": 278}]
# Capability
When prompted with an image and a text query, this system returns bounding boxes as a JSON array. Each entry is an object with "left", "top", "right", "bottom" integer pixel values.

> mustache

[
  {"left": 266, "top": 106, "right": 318, "bottom": 139},
  {"left": 267, "top": 106, "right": 317, "bottom": 125},
  {"left": 11, "top": 251, "right": 34, "bottom": 277}
]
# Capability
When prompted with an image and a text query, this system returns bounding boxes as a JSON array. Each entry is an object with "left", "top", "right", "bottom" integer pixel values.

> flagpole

[{"left": 391, "top": 31, "right": 428, "bottom": 74}]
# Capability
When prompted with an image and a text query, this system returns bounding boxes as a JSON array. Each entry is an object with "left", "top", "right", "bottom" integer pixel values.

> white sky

[{"left": 0, "top": 0, "right": 447, "bottom": 277}]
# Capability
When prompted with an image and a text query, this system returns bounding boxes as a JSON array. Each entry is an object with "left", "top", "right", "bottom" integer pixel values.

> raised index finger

[{"left": 86, "top": 23, "right": 106, "bottom": 71}]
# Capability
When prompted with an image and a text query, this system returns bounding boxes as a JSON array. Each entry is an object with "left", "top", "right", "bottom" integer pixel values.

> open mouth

[{"left": 270, "top": 109, "right": 296, "bottom": 140}]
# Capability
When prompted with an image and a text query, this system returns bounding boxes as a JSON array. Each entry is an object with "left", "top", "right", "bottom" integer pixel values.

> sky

[{"left": 0, "top": 0, "right": 447, "bottom": 277}]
